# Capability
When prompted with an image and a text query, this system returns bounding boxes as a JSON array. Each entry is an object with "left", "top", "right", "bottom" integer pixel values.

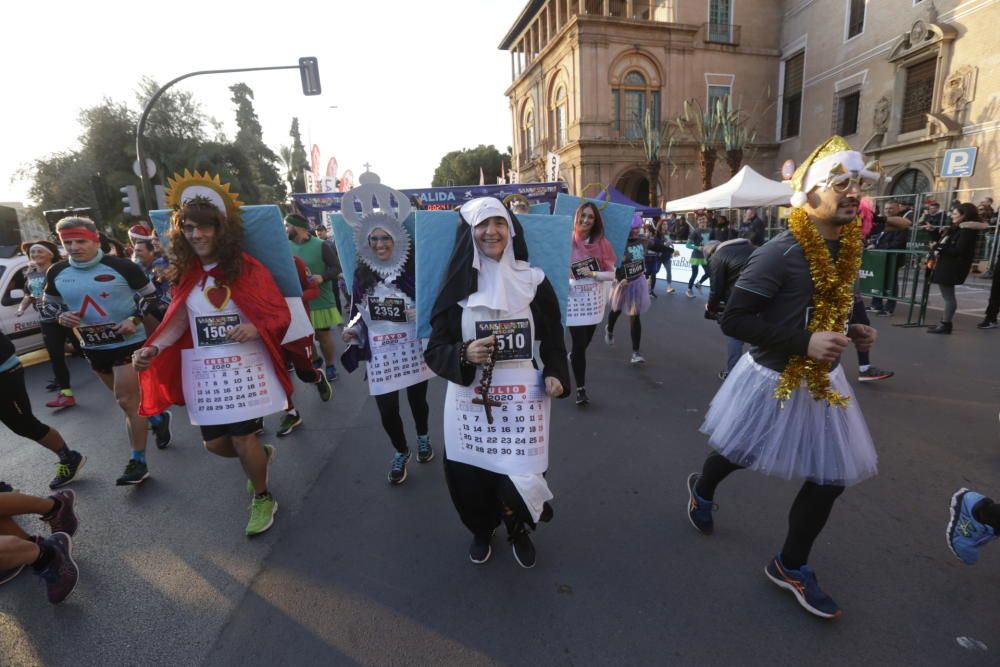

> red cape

[{"left": 138, "top": 253, "right": 292, "bottom": 417}]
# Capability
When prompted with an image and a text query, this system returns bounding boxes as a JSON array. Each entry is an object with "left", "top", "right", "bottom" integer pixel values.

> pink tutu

[{"left": 610, "top": 277, "right": 650, "bottom": 316}]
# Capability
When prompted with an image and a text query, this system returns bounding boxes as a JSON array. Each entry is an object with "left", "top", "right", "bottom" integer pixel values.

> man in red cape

[{"left": 134, "top": 194, "right": 290, "bottom": 537}]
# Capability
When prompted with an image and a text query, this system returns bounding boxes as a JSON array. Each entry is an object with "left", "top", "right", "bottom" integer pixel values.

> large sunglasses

[
  {"left": 368, "top": 234, "right": 393, "bottom": 245},
  {"left": 823, "top": 160, "right": 882, "bottom": 193}
]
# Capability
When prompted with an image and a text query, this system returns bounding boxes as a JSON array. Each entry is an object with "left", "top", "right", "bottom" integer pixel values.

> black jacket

[
  {"left": 707, "top": 239, "right": 754, "bottom": 314},
  {"left": 930, "top": 222, "right": 986, "bottom": 286}
]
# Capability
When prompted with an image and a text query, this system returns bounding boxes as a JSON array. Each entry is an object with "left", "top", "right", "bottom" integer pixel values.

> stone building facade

[{"left": 500, "top": 0, "right": 1000, "bottom": 204}]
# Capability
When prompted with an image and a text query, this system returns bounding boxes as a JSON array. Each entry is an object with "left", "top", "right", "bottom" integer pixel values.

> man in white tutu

[{"left": 686, "top": 135, "right": 881, "bottom": 619}]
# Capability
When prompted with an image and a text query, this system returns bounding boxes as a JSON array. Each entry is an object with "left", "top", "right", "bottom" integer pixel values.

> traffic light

[
  {"left": 120, "top": 185, "right": 140, "bottom": 217},
  {"left": 299, "top": 57, "right": 321, "bottom": 96}
]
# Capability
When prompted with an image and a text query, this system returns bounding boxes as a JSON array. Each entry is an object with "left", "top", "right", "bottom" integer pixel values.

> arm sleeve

[
  {"left": 424, "top": 304, "right": 476, "bottom": 386},
  {"left": 720, "top": 288, "right": 812, "bottom": 356},
  {"left": 112, "top": 257, "right": 152, "bottom": 291},
  {"left": 532, "top": 279, "right": 571, "bottom": 398},
  {"left": 147, "top": 303, "right": 190, "bottom": 349},
  {"left": 321, "top": 243, "right": 342, "bottom": 282},
  {"left": 937, "top": 229, "right": 978, "bottom": 257},
  {"left": 706, "top": 253, "right": 728, "bottom": 313}
]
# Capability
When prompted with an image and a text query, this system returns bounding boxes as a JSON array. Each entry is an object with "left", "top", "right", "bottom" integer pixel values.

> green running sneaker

[
  {"left": 315, "top": 372, "right": 332, "bottom": 402},
  {"left": 49, "top": 451, "right": 86, "bottom": 489},
  {"left": 115, "top": 459, "right": 149, "bottom": 486},
  {"left": 246, "top": 494, "right": 278, "bottom": 536}
]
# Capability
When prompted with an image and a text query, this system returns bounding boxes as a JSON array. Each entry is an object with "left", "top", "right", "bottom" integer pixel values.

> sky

[{"left": 0, "top": 1, "right": 523, "bottom": 205}]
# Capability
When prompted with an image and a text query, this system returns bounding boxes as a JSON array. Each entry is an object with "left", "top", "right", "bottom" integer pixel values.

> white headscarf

[{"left": 460, "top": 197, "right": 544, "bottom": 313}]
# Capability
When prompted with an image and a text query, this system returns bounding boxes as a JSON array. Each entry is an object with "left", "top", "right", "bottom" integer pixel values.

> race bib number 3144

[{"left": 475, "top": 319, "right": 532, "bottom": 361}]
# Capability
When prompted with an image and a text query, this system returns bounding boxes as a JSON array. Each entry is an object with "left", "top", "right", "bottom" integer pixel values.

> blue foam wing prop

[
  {"left": 529, "top": 202, "right": 551, "bottom": 214},
  {"left": 553, "top": 194, "right": 634, "bottom": 266},
  {"left": 150, "top": 205, "right": 302, "bottom": 298},
  {"left": 328, "top": 213, "right": 415, "bottom": 296},
  {"left": 415, "top": 212, "right": 572, "bottom": 339}
]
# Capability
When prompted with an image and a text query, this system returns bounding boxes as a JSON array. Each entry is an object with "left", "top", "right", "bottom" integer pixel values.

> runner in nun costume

[{"left": 425, "top": 197, "right": 570, "bottom": 568}]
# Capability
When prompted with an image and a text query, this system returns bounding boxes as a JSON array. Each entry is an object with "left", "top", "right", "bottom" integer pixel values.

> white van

[{"left": 0, "top": 255, "right": 45, "bottom": 355}]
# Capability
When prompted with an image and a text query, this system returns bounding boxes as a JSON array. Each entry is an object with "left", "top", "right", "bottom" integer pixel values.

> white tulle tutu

[{"left": 700, "top": 353, "right": 878, "bottom": 486}]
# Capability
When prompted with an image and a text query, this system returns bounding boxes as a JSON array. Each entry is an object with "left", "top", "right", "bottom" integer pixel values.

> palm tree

[
  {"left": 674, "top": 99, "right": 723, "bottom": 191},
  {"left": 278, "top": 145, "right": 297, "bottom": 194},
  {"left": 630, "top": 107, "right": 677, "bottom": 207},
  {"left": 716, "top": 97, "right": 762, "bottom": 177}
]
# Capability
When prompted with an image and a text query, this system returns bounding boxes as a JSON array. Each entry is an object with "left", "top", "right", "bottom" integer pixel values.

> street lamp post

[{"left": 135, "top": 57, "right": 321, "bottom": 214}]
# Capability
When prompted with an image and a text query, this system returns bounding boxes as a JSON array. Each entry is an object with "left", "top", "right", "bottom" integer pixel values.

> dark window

[
  {"left": 890, "top": 169, "right": 930, "bottom": 197},
  {"left": 781, "top": 53, "right": 804, "bottom": 139},
  {"left": 847, "top": 0, "right": 866, "bottom": 39},
  {"left": 901, "top": 58, "right": 936, "bottom": 133},
  {"left": 614, "top": 70, "right": 659, "bottom": 139},
  {"left": 836, "top": 91, "right": 860, "bottom": 136}
]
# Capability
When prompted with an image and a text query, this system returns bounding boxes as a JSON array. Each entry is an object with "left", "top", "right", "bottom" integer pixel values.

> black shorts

[
  {"left": 85, "top": 342, "right": 144, "bottom": 375},
  {"left": 200, "top": 417, "right": 263, "bottom": 442},
  {"left": 0, "top": 365, "right": 51, "bottom": 442}
]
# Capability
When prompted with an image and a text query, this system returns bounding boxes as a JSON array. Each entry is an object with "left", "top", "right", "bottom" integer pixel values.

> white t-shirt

[{"left": 184, "top": 265, "right": 249, "bottom": 349}]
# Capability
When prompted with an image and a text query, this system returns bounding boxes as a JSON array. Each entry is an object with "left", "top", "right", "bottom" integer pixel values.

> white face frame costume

[{"left": 341, "top": 171, "right": 411, "bottom": 281}]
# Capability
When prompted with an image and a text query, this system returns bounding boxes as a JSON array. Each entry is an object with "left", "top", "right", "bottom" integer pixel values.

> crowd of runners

[{"left": 1, "top": 136, "right": 996, "bottom": 618}]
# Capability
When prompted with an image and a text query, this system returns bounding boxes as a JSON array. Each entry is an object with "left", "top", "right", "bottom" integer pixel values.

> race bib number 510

[{"left": 475, "top": 319, "right": 532, "bottom": 361}]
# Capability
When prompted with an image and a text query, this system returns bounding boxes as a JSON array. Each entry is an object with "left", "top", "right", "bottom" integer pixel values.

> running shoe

[
  {"left": 976, "top": 319, "right": 998, "bottom": 330},
  {"left": 325, "top": 365, "right": 339, "bottom": 382},
  {"left": 717, "top": 370, "right": 729, "bottom": 381},
  {"left": 666, "top": 286, "right": 676, "bottom": 294},
  {"left": 115, "top": 459, "right": 149, "bottom": 486},
  {"left": 686, "top": 473, "right": 716, "bottom": 535},
  {"left": 865, "top": 305, "right": 878, "bottom": 312},
  {"left": 875, "top": 310, "right": 890, "bottom": 317},
  {"left": 41, "top": 490, "right": 78, "bottom": 536},
  {"left": 0, "top": 565, "right": 24, "bottom": 586},
  {"left": 0, "top": 481, "right": 14, "bottom": 493},
  {"left": 511, "top": 529, "right": 536, "bottom": 569},
  {"left": 45, "top": 379, "right": 59, "bottom": 392},
  {"left": 469, "top": 532, "right": 493, "bottom": 564},
  {"left": 764, "top": 556, "right": 842, "bottom": 619},
  {"left": 649, "top": 290, "right": 658, "bottom": 299},
  {"left": 388, "top": 451, "right": 410, "bottom": 485},
  {"left": 575, "top": 388, "right": 589, "bottom": 406},
  {"left": 858, "top": 366, "right": 894, "bottom": 382},
  {"left": 947, "top": 488, "right": 996, "bottom": 565},
  {"left": 686, "top": 289, "right": 694, "bottom": 298},
  {"left": 246, "top": 494, "right": 278, "bottom": 536},
  {"left": 630, "top": 353, "right": 645, "bottom": 364},
  {"left": 312, "top": 357, "right": 323, "bottom": 370},
  {"left": 246, "top": 443, "right": 276, "bottom": 496},
  {"left": 152, "top": 410, "right": 173, "bottom": 449},
  {"left": 34, "top": 532, "right": 79, "bottom": 604},
  {"left": 604, "top": 326, "right": 614, "bottom": 346},
  {"left": 49, "top": 451, "right": 86, "bottom": 490},
  {"left": 416, "top": 435, "right": 434, "bottom": 463},
  {"left": 45, "top": 393, "right": 76, "bottom": 409},
  {"left": 316, "top": 372, "right": 333, "bottom": 402},
  {"left": 276, "top": 413, "right": 302, "bottom": 437}
]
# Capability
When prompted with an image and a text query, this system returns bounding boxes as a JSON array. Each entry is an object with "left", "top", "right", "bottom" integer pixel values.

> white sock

[{"left": 859, "top": 365, "right": 870, "bottom": 372}]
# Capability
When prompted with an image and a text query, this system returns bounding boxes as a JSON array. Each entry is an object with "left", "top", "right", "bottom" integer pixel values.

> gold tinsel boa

[{"left": 773, "top": 208, "right": 862, "bottom": 408}]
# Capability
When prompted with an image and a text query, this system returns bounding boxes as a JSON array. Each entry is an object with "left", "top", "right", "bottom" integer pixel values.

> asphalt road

[{"left": 1, "top": 288, "right": 998, "bottom": 667}]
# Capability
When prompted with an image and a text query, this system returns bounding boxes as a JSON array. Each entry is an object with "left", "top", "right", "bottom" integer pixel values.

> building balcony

[{"left": 702, "top": 23, "right": 740, "bottom": 46}]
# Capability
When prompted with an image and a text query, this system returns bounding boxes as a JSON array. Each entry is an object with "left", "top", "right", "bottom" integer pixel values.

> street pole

[{"left": 135, "top": 59, "right": 320, "bottom": 214}]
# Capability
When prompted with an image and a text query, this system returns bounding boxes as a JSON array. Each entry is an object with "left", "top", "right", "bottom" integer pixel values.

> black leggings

[
  {"left": 569, "top": 324, "right": 596, "bottom": 388},
  {"left": 373, "top": 380, "right": 429, "bottom": 453},
  {"left": 850, "top": 297, "right": 870, "bottom": 367},
  {"left": 607, "top": 309, "right": 641, "bottom": 352},
  {"left": 41, "top": 322, "right": 75, "bottom": 390},
  {"left": 696, "top": 452, "right": 845, "bottom": 570},
  {"left": 443, "top": 456, "right": 534, "bottom": 538},
  {"left": 688, "top": 264, "right": 708, "bottom": 289},
  {"left": 0, "top": 365, "right": 51, "bottom": 442}
]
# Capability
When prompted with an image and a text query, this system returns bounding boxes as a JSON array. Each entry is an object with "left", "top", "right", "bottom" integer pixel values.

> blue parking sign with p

[{"left": 940, "top": 147, "right": 977, "bottom": 178}]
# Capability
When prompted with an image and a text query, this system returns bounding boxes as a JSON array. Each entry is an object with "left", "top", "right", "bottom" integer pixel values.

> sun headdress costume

[
  {"left": 698, "top": 136, "right": 879, "bottom": 486},
  {"left": 138, "top": 171, "right": 293, "bottom": 421},
  {"left": 338, "top": 172, "right": 435, "bottom": 394}
]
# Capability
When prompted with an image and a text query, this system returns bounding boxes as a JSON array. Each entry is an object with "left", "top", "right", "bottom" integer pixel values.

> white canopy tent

[{"left": 664, "top": 165, "right": 792, "bottom": 212}]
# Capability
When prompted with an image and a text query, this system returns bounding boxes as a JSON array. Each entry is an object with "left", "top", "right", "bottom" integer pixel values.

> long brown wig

[
  {"left": 574, "top": 201, "right": 605, "bottom": 239},
  {"left": 168, "top": 203, "right": 245, "bottom": 285}
]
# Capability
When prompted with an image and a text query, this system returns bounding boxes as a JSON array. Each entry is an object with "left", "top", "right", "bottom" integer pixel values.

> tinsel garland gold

[{"left": 774, "top": 208, "right": 862, "bottom": 407}]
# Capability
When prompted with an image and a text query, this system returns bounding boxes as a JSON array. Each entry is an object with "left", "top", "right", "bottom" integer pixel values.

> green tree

[
  {"left": 431, "top": 145, "right": 511, "bottom": 187},
  {"left": 289, "top": 117, "right": 309, "bottom": 193},
  {"left": 229, "top": 83, "right": 285, "bottom": 203}
]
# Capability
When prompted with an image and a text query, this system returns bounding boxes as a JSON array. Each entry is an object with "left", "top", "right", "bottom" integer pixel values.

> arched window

[
  {"left": 522, "top": 107, "right": 536, "bottom": 159},
  {"left": 551, "top": 85, "right": 568, "bottom": 148},
  {"left": 613, "top": 69, "right": 660, "bottom": 139},
  {"left": 890, "top": 169, "right": 930, "bottom": 197}
]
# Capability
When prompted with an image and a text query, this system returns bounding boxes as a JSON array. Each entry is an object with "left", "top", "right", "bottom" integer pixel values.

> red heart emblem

[{"left": 203, "top": 284, "right": 231, "bottom": 311}]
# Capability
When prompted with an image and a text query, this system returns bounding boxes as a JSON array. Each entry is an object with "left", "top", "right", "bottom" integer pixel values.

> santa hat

[
  {"left": 128, "top": 224, "right": 155, "bottom": 241},
  {"left": 787, "top": 135, "right": 882, "bottom": 208}
]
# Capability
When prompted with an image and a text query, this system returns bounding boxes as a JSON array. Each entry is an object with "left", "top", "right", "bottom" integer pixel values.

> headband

[
  {"left": 284, "top": 214, "right": 310, "bottom": 230},
  {"left": 57, "top": 227, "right": 100, "bottom": 242},
  {"left": 28, "top": 243, "right": 55, "bottom": 258}
]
